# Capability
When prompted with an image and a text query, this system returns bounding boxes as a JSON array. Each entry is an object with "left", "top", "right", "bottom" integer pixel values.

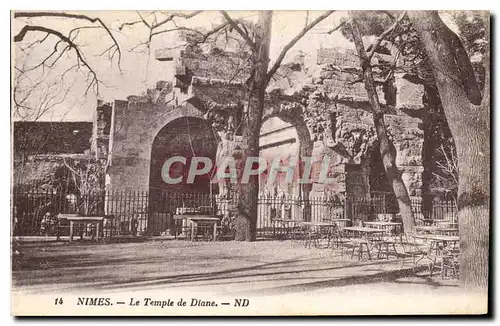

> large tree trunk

[
  {"left": 351, "top": 15, "right": 415, "bottom": 233},
  {"left": 421, "top": 85, "right": 457, "bottom": 218},
  {"left": 409, "top": 11, "right": 490, "bottom": 292},
  {"left": 234, "top": 11, "right": 273, "bottom": 241},
  {"left": 349, "top": 16, "right": 415, "bottom": 234}
]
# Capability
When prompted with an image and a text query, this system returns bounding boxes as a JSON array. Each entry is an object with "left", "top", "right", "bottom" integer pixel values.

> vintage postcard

[{"left": 11, "top": 10, "right": 490, "bottom": 316}]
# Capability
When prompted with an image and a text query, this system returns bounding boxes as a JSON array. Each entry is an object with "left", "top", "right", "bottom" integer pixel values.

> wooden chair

[
  {"left": 376, "top": 214, "right": 392, "bottom": 222},
  {"left": 440, "top": 248, "right": 460, "bottom": 279},
  {"left": 337, "top": 231, "right": 372, "bottom": 260},
  {"left": 192, "top": 222, "right": 215, "bottom": 241},
  {"left": 335, "top": 230, "right": 356, "bottom": 257},
  {"left": 270, "top": 218, "right": 288, "bottom": 238},
  {"left": 398, "top": 233, "right": 433, "bottom": 273},
  {"left": 290, "top": 223, "right": 307, "bottom": 245},
  {"left": 197, "top": 205, "right": 215, "bottom": 215},
  {"left": 375, "top": 233, "right": 400, "bottom": 260}
]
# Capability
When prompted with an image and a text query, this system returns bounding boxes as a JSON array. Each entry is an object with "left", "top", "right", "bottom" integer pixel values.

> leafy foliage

[
  {"left": 451, "top": 11, "right": 487, "bottom": 90},
  {"left": 339, "top": 11, "right": 393, "bottom": 41}
]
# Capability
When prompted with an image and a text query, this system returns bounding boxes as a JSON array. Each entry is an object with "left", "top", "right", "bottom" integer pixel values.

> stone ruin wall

[
  {"left": 99, "top": 45, "right": 427, "bottom": 208},
  {"left": 280, "top": 47, "right": 424, "bottom": 199}
]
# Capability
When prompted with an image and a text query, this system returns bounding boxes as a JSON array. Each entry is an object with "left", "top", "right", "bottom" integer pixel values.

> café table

[
  {"left": 173, "top": 214, "right": 220, "bottom": 241},
  {"left": 271, "top": 218, "right": 302, "bottom": 237},
  {"left": 188, "top": 216, "right": 221, "bottom": 242},
  {"left": 58, "top": 215, "right": 106, "bottom": 243},
  {"left": 342, "top": 227, "right": 386, "bottom": 260},
  {"left": 301, "top": 222, "right": 338, "bottom": 227},
  {"left": 343, "top": 226, "right": 386, "bottom": 237},
  {"left": 414, "top": 234, "right": 459, "bottom": 244},
  {"left": 300, "top": 222, "right": 338, "bottom": 248},
  {"left": 435, "top": 228, "right": 459, "bottom": 236},
  {"left": 415, "top": 225, "right": 440, "bottom": 233},
  {"left": 323, "top": 218, "right": 350, "bottom": 229},
  {"left": 363, "top": 221, "right": 402, "bottom": 233},
  {"left": 416, "top": 225, "right": 458, "bottom": 235},
  {"left": 434, "top": 221, "right": 459, "bottom": 227}
]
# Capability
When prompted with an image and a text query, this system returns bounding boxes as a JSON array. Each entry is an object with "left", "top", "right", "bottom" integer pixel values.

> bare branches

[
  {"left": 18, "top": 33, "right": 50, "bottom": 52},
  {"left": 326, "top": 20, "right": 346, "bottom": 35},
  {"left": 435, "top": 144, "right": 459, "bottom": 186},
  {"left": 122, "top": 10, "right": 240, "bottom": 59},
  {"left": 151, "top": 22, "right": 231, "bottom": 43},
  {"left": 14, "top": 11, "right": 123, "bottom": 105},
  {"left": 13, "top": 68, "right": 73, "bottom": 121},
  {"left": 153, "top": 10, "right": 202, "bottom": 30},
  {"left": 349, "top": 13, "right": 384, "bottom": 115},
  {"left": 266, "top": 10, "right": 335, "bottom": 85},
  {"left": 15, "top": 11, "right": 122, "bottom": 67},
  {"left": 220, "top": 11, "right": 257, "bottom": 52},
  {"left": 366, "top": 12, "right": 406, "bottom": 61},
  {"left": 14, "top": 25, "right": 100, "bottom": 95},
  {"left": 119, "top": 10, "right": 203, "bottom": 32}
]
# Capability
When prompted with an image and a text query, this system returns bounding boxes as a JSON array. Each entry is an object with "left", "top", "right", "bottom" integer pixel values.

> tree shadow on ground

[
  {"left": 224, "top": 267, "right": 459, "bottom": 297},
  {"left": 12, "top": 240, "right": 458, "bottom": 295},
  {"left": 96, "top": 259, "right": 398, "bottom": 291}
]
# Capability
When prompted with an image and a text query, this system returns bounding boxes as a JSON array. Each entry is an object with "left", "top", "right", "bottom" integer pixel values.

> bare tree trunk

[
  {"left": 409, "top": 11, "right": 490, "bottom": 292},
  {"left": 234, "top": 11, "right": 273, "bottom": 241},
  {"left": 349, "top": 16, "right": 415, "bottom": 234}
]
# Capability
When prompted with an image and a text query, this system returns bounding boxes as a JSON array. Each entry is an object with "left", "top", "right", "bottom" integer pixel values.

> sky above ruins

[{"left": 12, "top": 11, "right": 457, "bottom": 122}]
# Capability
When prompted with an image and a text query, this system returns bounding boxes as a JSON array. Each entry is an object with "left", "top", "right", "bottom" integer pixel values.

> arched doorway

[
  {"left": 344, "top": 141, "right": 398, "bottom": 222},
  {"left": 259, "top": 117, "right": 301, "bottom": 197},
  {"left": 148, "top": 117, "right": 218, "bottom": 234},
  {"left": 258, "top": 116, "right": 313, "bottom": 225}
]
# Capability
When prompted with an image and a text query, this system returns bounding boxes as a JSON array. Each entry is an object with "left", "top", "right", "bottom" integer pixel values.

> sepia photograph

[{"left": 10, "top": 9, "right": 491, "bottom": 316}]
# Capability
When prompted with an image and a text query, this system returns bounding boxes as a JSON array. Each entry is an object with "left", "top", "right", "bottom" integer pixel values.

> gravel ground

[
  {"left": 12, "top": 238, "right": 488, "bottom": 315},
  {"left": 12, "top": 237, "right": 459, "bottom": 295}
]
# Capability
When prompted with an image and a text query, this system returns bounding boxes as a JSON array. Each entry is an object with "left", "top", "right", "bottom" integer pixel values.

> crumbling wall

[
  {"left": 106, "top": 46, "right": 426, "bottom": 204},
  {"left": 157, "top": 45, "right": 252, "bottom": 92},
  {"left": 291, "top": 48, "right": 425, "bottom": 198},
  {"left": 107, "top": 93, "right": 204, "bottom": 192}
]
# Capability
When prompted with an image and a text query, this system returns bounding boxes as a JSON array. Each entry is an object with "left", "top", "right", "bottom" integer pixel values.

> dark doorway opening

[
  {"left": 148, "top": 117, "right": 218, "bottom": 234},
  {"left": 369, "top": 143, "right": 398, "bottom": 214}
]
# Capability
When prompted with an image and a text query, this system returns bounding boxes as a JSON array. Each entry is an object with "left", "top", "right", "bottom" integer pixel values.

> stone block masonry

[{"left": 98, "top": 45, "right": 434, "bottom": 230}]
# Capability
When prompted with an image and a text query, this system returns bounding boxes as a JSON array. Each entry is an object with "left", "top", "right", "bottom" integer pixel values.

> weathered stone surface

[
  {"left": 172, "top": 45, "right": 252, "bottom": 83},
  {"left": 102, "top": 46, "right": 428, "bottom": 220},
  {"left": 395, "top": 73, "right": 425, "bottom": 109}
]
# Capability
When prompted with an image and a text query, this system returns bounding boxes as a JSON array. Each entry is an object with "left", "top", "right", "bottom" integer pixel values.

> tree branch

[
  {"left": 152, "top": 10, "right": 203, "bottom": 29},
  {"left": 14, "top": 11, "right": 122, "bottom": 67},
  {"left": 151, "top": 22, "right": 231, "bottom": 44},
  {"left": 409, "top": 11, "right": 483, "bottom": 106},
  {"left": 366, "top": 11, "right": 406, "bottom": 61},
  {"left": 325, "top": 20, "right": 346, "bottom": 34},
  {"left": 266, "top": 10, "right": 335, "bottom": 85},
  {"left": 14, "top": 25, "right": 100, "bottom": 95},
  {"left": 219, "top": 11, "right": 257, "bottom": 52}
]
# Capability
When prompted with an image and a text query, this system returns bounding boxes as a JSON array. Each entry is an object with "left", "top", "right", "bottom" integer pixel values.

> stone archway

[
  {"left": 148, "top": 117, "right": 218, "bottom": 234},
  {"left": 149, "top": 117, "right": 218, "bottom": 195},
  {"left": 366, "top": 141, "right": 399, "bottom": 214},
  {"left": 261, "top": 103, "right": 314, "bottom": 201},
  {"left": 260, "top": 108, "right": 314, "bottom": 221},
  {"left": 259, "top": 116, "right": 301, "bottom": 197}
]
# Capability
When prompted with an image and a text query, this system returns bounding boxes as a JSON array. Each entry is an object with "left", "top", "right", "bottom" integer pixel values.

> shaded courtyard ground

[
  {"left": 12, "top": 236, "right": 461, "bottom": 295},
  {"left": 12, "top": 237, "right": 490, "bottom": 315}
]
